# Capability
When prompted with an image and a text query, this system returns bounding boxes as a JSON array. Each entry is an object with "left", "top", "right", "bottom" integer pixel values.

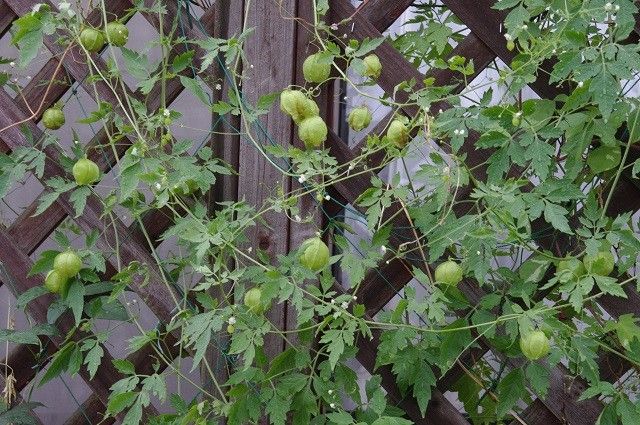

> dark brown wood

[
  {"left": 64, "top": 395, "right": 115, "bottom": 425},
  {"left": 358, "top": 0, "right": 415, "bottom": 31},
  {"left": 0, "top": 0, "right": 15, "bottom": 36}
]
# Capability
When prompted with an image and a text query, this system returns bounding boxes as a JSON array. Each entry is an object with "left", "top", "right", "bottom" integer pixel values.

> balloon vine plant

[{"left": 1, "top": 0, "right": 640, "bottom": 424}]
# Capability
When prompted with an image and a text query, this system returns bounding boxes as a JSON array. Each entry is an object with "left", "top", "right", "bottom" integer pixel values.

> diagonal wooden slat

[
  {"left": 0, "top": 0, "right": 14, "bottom": 36},
  {"left": 357, "top": 0, "right": 415, "bottom": 31}
]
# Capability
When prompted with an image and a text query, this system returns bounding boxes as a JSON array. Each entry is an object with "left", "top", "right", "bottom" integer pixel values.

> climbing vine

[{"left": 1, "top": 0, "right": 640, "bottom": 424}]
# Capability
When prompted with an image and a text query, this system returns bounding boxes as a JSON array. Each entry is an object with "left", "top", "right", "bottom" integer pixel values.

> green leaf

[
  {"left": 39, "top": 342, "right": 75, "bottom": 386},
  {"left": 180, "top": 76, "right": 210, "bottom": 106},
  {"left": 171, "top": 50, "right": 195, "bottom": 73},
  {"left": 113, "top": 359, "right": 136, "bottom": 375},
  {"left": 412, "top": 365, "right": 435, "bottom": 416},
  {"left": 0, "top": 402, "right": 45, "bottom": 425},
  {"left": 587, "top": 145, "right": 621, "bottom": 174},
  {"left": 326, "top": 412, "right": 354, "bottom": 424},
  {"left": 121, "top": 48, "right": 151, "bottom": 81},
  {"left": 83, "top": 341, "right": 104, "bottom": 379},
  {"left": 495, "top": 368, "right": 525, "bottom": 418},
  {"left": 353, "top": 37, "right": 385, "bottom": 57},
  {"left": 16, "top": 285, "right": 49, "bottom": 310},
  {"left": 11, "top": 14, "right": 45, "bottom": 67},
  {"left": 0, "top": 324, "right": 56, "bottom": 345},
  {"left": 107, "top": 391, "right": 138, "bottom": 416},
  {"left": 28, "top": 250, "right": 59, "bottom": 277},
  {"left": 617, "top": 398, "right": 640, "bottom": 424},
  {"left": 525, "top": 362, "right": 550, "bottom": 398},
  {"left": 544, "top": 201, "right": 572, "bottom": 234},
  {"left": 69, "top": 186, "right": 91, "bottom": 217},
  {"left": 64, "top": 280, "right": 85, "bottom": 326}
]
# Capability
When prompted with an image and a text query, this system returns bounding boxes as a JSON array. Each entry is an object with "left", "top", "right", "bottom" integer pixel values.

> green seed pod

[
  {"left": 386, "top": 119, "right": 409, "bottom": 148},
  {"left": 556, "top": 258, "right": 586, "bottom": 281},
  {"left": 80, "top": 28, "right": 105, "bottom": 53},
  {"left": 72, "top": 158, "right": 101, "bottom": 186},
  {"left": 347, "top": 106, "right": 372, "bottom": 131},
  {"left": 361, "top": 54, "right": 382, "bottom": 79},
  {"left": 43, "top": 107, "right": 66, "bottom": 130},
  {"left": 53, "top": 250, "right": 82, "bottom": 278},
  {"left": 519, "top": 330, "right": 551, "bottom": 360},
  {"left": 298, "top": 116, "right": 328, "bottom": 149},
  {"left": 302, "top": 53, "right": 331, "bottom": 83},
  {"left": 244, "top": 287, "right": 263, "bottom": 314},
  {"left": 280, "top": 90, "right": 320, "bottom": 124},
  {"left": 45, "top": 270, "right": 68, "bottom": 294},
  {"left": 583, "top": 250, "right": 615, "bottom": 276},
  {"left": 506, "top": 40, "right": 515, "bottom": 51},
  {"left": 434, "top": 260, "right": 463, "bottom": 286},
  {"left": 226, "top": 324, "right": 235, "bottom": 334},
  {"left": 106, "top": 21, "right": 129, "bottom": 47},
  {"left": 299, "top": 237, "right": 330, "bottom": 272}
]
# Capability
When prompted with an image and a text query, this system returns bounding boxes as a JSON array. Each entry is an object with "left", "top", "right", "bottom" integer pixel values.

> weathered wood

[
  {"left": 0, "top": 0, "right": 15, "bottom": 36},
  {"left": 357, "top": 0, "right": 415, "bottom": 31}
]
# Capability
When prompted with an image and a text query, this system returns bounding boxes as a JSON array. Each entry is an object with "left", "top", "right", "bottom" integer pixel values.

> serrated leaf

[{"left": 496, "top": 369, "right": 525, "bottom": 418}]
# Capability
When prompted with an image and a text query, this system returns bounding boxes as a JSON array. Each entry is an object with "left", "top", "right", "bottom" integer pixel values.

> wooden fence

[{"left": 0, "top": 0, "right": 638, "bottom": 423}]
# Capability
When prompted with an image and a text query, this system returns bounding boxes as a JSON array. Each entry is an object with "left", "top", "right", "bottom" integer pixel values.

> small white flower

[
  {"left": 443, "top": 166, "right": 450, "bottom": 174},
  {"left": 32, "top": 4, "right": 42, "bottom": 13},
  {"left": 294, "top": 214, "right": 301, "bottom": 222},
  {"left": 228, "top": 316, "right": 236, "bottom": 325},
  {"left": 385, "top": 260, "right": 390, "bottom": 264},
  {"left": 515, "top": 111, "right": 522, "bottom": 117},
  {"left": 604, "top": 2, "right": 613, "bottom": 11},
  {"left": 155, "top": 182, "right": 162, "bottom": 190},
  {"left": 342, "top": 33, "right": 348, "bottom": 38},
  {"left": 459, "top": 129, "right": 465, "bottom": 135},
  {"left": 614, "top": 4, "right": 620, "bottom": 11},
  {"left": 250, "top": 64, "right": 254, "bottom": 69},
  {"left": 352, "top": 295, "right": 357, "bottom": 301},
  {"left": 324, "top": 195, "right": 330, "bottom": 201},
  {"left": 331, "top": 299, "right": 336, "bottom": 304},
  {"left": 131, "top": 147, "right": 138, "bottom": 156},
  {"left": 380, "top": 245, "right": 387, "bottom": 253},
  {"left": 330, "top": 23, "right": 338, "bottom": 31},
  {"left": 215, "top": 83, "right": 222, "bottom": 90},
  {"left": 521, "top": 24, "right": 528, "bottom": 30},
  {"left": 348, "top": 164, "right": 355, "bottom": 171},
  {"left": 453, "top": 129, "right": 460, "bottom": 135},
  {"left": 552, "top": 49, "right": 557, "bottom": 54},
  {"left": 247, "top": 246, "right": 253, "bottom": 253},
  {"left": 9, "top": 62, "right": 15, "bottom": 68},
  {"left": 163, "top": 109, "right": 171, "bottom": 117},
  {"left": 577, "top": 81, "right": 584, "bottom": 88},
  {"left": 298, "top": 174, "right": 307, "bottom": 183},
  {"left": 26, "top": 76, "right": 31, "bottom": 80},
  {"left": 504, "top": 33, "right": 512, "bottom": 41},
  {"left": 328, "top": 389, "right": 334, "bottom": 395},
  {"left": 476, "top": 250, "right": 481, "bottom": 255},
  {"left": 341, "top": 301, "right": 349, "bottom": 309},
  {"left": 131, "top": 299, "right": 137, "bottom": 304},
  {"left": 329, "top": 403, "right": 336, "bottom": 409},
  {"left": 74, "top": 139, "right": 79, "bottom": 144}
]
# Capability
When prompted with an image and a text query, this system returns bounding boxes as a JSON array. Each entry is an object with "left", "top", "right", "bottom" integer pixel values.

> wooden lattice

[{"left": 0, "top": 0, "right": 639, "bottom": 424}]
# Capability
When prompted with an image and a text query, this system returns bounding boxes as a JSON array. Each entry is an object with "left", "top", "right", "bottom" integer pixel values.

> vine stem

[{"left": 0, "top": 45, "right": 72, "bottom": 135}]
